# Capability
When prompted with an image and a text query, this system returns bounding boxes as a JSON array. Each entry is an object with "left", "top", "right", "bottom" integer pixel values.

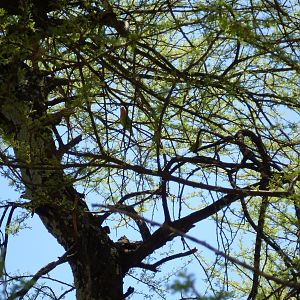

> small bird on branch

[{"left": 119, "top": 106, "right": 133, "bottom": 133}]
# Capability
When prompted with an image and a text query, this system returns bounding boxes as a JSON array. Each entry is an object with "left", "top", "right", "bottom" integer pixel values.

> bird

[
  {"left": 119, "top": 106, "right": 133, "bottom": 133},
  {"left": 117, "top": 235, "right": 130, "bottom": 243}
]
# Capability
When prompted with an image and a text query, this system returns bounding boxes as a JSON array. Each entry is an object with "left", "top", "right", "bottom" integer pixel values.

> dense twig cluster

[{"left": 0, "top": 0, "right": 299, "bottom": 299}]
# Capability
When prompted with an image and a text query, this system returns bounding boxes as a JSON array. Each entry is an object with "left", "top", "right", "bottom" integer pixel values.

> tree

[{"left": 0, "top": 0, "right": 300, "bottom": 299}]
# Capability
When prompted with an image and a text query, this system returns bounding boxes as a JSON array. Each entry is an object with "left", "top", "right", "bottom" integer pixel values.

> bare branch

[{"left": 7, "top": 246, "right": 76, "bottom": 300}]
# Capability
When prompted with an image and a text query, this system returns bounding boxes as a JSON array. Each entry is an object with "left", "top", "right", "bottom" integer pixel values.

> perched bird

[
  {"left": 120, "top": 106, "right": 133, "bottom": 133},
  {"left": 117, "top": 235, "right": 130, "bottom": 243}
]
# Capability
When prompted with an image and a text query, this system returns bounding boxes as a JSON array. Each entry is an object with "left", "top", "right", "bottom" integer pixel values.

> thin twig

[{"left": 7, "top": 246, "right": 76, "bottom": 300}]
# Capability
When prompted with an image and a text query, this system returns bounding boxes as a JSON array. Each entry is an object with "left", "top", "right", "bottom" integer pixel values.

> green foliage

[
  {"left": 170, "top": 272, "right": 195, "bottom": 293},
  {"left": 2, "top": 278, "right": 36, "bottom": 300},
  {"left": 0, "top": 0, "right": 300, "bottom": 299},
  {"left": 170, "top": 271, "right": 234, "bottom": 300}
]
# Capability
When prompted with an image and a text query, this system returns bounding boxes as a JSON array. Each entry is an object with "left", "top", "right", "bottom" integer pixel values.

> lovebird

[{"left": 120, "top": 106, "right": 133, "bottom": 133}]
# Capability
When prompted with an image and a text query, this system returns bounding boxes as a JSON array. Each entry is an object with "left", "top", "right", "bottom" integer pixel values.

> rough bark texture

[
  {"left": 0, "top": 2, "right": 129, "bottom": 298},
  {"left": 0, "top": 1, "right": 131, "bottom": 298},
  {"left": 0, "top": 57, "right": 124, "bottom": 300}
]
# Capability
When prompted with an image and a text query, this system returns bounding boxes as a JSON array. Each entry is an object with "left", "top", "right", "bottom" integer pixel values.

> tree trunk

[{"left": 0, "top": 61, "right": 125, "bottom": 300}]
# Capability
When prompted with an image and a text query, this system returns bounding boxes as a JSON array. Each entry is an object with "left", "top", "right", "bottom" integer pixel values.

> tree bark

[{"left": 0, "top": 60, "right": 125, "bottom": 300}]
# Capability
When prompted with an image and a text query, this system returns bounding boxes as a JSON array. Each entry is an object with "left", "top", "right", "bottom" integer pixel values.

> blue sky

[
  {"left": 1, "top": 175, "right": 76, "bottom": 299},
  {"left": 2, "top": 172, "right": 238, "bottom": 300}
]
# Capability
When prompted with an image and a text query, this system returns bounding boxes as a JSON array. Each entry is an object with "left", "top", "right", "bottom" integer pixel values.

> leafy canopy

[{"left": 0, "top": 0, "right": 300, "bottom": 299}]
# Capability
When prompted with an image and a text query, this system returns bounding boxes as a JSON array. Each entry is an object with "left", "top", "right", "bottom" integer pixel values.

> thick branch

[{"left": 121, "top": 190, "right": 246, "bottom": 272}]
